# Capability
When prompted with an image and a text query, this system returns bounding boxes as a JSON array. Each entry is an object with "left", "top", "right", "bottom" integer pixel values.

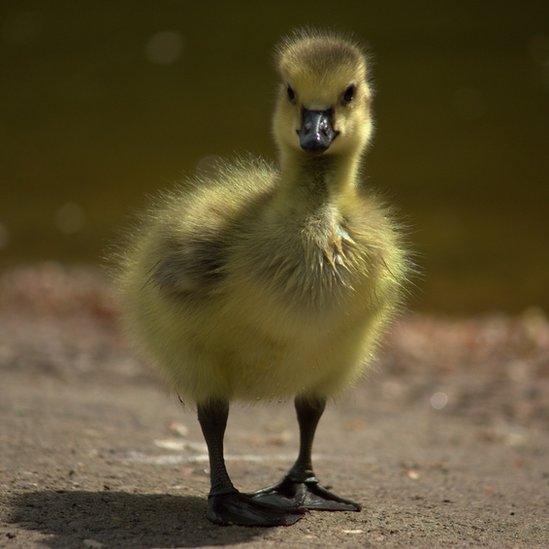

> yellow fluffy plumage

[{"left": 114, "top": 30, "right": 409, "bottom": 404}]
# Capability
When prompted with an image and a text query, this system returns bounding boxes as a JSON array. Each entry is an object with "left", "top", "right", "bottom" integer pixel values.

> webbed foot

[
  {"left": 207, "top": 490, "right": 305, "bottom": 526},
  {"left": 250, "top": 475, "right": 361, "bottom": 512}
]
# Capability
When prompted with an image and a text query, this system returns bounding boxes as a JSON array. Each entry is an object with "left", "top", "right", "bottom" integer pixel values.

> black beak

[{"left": 297, "top": 108, "right": 338, "bottom": 153}]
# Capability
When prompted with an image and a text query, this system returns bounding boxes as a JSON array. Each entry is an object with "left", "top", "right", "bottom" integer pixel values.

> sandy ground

[{"left": 0, "top": 265, "right": 548, "bottom": 548}]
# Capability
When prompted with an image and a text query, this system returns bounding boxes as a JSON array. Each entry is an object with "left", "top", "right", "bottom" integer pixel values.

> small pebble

[
  {"left": 168, "top": 421, "right": 189, "bottom": 437},
  {"left": 83, "top": 540, "right": 104, "bottom": 549},
  {"left": 154, "top": 439, "right": 185, "bottom": 451}
]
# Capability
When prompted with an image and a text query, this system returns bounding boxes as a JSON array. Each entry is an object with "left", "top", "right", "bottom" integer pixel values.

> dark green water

[{"left": 1, "top": 1, "right": 548, "bottom": 312}]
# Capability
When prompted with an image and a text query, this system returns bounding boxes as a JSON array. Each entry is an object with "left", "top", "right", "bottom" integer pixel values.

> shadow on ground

[{"left": 8, "top": 490, "right": 266, "bottom": 547}]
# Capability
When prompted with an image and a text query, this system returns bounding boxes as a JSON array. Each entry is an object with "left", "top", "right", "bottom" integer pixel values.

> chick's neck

[{"left": 275, "top": 147, "right": 362, "bottom": 214}]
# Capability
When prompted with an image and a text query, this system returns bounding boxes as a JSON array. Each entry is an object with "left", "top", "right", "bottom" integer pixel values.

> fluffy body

[
  {"left": 116, "top": 158, "right": 406, "bottom": 402},
  {"left": 115, "top": 30, "right": 409, "bottom": 404}
]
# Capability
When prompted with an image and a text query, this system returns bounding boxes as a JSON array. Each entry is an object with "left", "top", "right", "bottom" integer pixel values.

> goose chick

[{"left": 116, "top": 29, "right": 409, "bottom": 527}]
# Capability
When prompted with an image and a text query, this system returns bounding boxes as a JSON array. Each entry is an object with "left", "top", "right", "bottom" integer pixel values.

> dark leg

[
  {"left": 197, "top": 399, "right": 304, "bottom": 526},
  {"left": 288, "top": 395, "right": 325, "bottom": 481},
  {"left": 197, "top": 399, "right": 235, "bottom": 497},
  {"left": 250, "top": 395, "right": 361, "bottom": 512}
]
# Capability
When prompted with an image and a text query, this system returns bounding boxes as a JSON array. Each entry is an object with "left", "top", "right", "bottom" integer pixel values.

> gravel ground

[{"left": 0, "top": 264, "right": 548, "bottom": 548}]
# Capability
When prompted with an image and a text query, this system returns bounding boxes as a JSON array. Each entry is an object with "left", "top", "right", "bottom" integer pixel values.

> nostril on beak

[{"left": 298, "top": 108, "right": 337, "bottom": 153}]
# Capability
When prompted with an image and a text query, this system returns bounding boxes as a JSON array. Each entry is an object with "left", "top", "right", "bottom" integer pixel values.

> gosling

[{"left": 116, "top": 30, "right": 408, "bottom": 527}]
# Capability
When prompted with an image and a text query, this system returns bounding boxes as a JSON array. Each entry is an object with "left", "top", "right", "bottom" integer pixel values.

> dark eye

[
  {"left": 286, "top": 85, "right": 296, "bottom": 104},
  {"left": 342, "top": 84, "right": 356, "bottom": 105}
]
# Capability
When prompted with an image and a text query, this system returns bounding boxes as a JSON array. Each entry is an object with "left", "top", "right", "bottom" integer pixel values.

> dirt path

[{"left": 0, "top": 266, "right": 548, "bottom": 547}]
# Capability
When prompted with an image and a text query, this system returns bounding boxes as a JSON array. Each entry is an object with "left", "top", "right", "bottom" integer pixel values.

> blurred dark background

[{"left": 1, "top": 1, "right": 547, "bottom": 313}]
